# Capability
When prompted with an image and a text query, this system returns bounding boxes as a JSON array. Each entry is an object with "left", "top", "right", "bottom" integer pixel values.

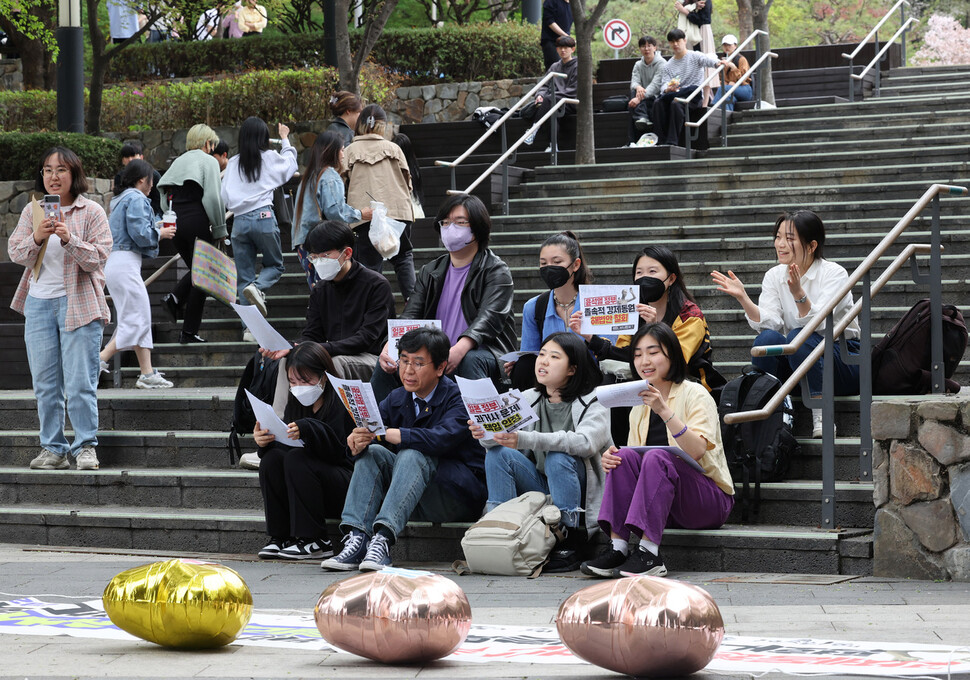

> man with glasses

[
  {"left": 370, "top": 193, "right": 517, "bottom": 402},
  {"left": 322, "top": 326, "right": 484, "bottom": 571}
]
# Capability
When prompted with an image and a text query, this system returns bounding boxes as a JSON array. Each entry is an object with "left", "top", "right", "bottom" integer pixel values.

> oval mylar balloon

[
  {"left": 103, "top": 559, "right": 253, "bottom": 649},
  {"left": 556, "top": 575, "right": 724, "bottom": 677},
  {"left": 314, "top": 567, "right": 472, "bottom": 664}
]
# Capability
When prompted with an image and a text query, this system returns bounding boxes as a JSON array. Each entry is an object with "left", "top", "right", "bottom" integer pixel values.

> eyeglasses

[
  {"left": 437, "top": 219, "right": 471, "bottom": 229},
  {"left": 399, "top": 358, "right": 431, "bottom": 371},
  {"left": 41, "top": 168, "right": 69, "bottom": 178}
]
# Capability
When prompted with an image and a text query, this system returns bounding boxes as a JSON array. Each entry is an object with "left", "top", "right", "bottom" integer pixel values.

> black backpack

[
  {"left": 718, "top": 366, "right": 798, "bottom": 523},
  {"left": 871, "top": 299, "right": 967, "bottom": 395},
  {"left": 227, "top": 352, "right": 287, "bottom": 465},
  {"left": 600, "top": 94, "right": 630, "bottom": 112}
]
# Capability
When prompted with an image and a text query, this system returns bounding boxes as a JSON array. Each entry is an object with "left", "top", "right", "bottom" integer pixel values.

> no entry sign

[{"left": 603, "top": 19, "right": 632, "bottom": 50}]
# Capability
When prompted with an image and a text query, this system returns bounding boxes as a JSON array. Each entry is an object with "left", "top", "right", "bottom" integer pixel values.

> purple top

[{"left": 436, "top": 262, "right": 472, "bottom": 344}]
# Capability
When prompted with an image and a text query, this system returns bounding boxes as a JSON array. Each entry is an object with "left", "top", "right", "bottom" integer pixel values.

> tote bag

[
  {"left": 677, "top": 5, "right": 703, "bottom": 47},
  {"left": 191, "top": 238, "right": 237, "bottom": 305}
]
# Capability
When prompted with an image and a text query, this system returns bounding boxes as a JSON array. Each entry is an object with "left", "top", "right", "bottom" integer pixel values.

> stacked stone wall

[
  {"left": 871, "top": 398, "right": 970, "bottom": 581},
  {"left": 385, "top": 77, "right": 540, "bottom": 125},
  {"left": 0, "top": 58, "right": 23, "bottom": 91}
]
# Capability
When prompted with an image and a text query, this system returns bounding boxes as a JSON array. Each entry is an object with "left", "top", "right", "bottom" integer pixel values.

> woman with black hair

[
  {"left": 222, "top": 116, "right": 298, "bottom": 321},
  {"left": 391, "top": 133, "right": 425, "bottom": 220},
  {"left": 471, "top": 331, "right": 611, "bottom": 572},
  {"left": 326, "top": 90, "right": 364, "bottom": 147},
  {"left": 581, "top": 323, "right": 734, "bottom": 578},
  {"left": 572, "top": 244, "right": 723, "bottom": 392},
  {"left": 712, "top": 209, "right": 860, "bottom": 437},
  {"left": 293, "top": 131, "right": 372, "bottom": 288},
  {"left": 100, "top": 159, "right": 176, "bottom": 389},
  {"left": 255, "top": 342, "right": 355, "bottom": 560}
]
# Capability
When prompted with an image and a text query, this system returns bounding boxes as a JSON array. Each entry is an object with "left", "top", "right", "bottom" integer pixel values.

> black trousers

[
  {"left": 169, "top": 196, "right": 214, "bottom": 335},
  {"left": 541, "top": 40, "right": 560, "bottom": 69},
  {"left": 258, "top": 444, "right": 351, "bottom": 540},
  {"left": 651, "top": 86, "right": 700, "bottom": 146}
]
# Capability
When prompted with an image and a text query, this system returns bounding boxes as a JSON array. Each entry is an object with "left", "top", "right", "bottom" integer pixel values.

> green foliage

[
  {"left": 0, "top": 66, "right": 397, "bottom": 134},
  {"left": 769, "top": 0, "right": 895, "bottom": 46},
  {"left": 0, "top": 0, "right": 59, "bottom": 58},
  {"left": 105, "top": 22, "right": 542, "bottom": 84},
  {"left": 0, "top": 132, "right": 122, "bottom": 181}
]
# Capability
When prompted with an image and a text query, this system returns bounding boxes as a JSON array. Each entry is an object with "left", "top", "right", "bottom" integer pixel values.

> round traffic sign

[{"left": 603, "top": 19, "right": 632, "bottom": 50}]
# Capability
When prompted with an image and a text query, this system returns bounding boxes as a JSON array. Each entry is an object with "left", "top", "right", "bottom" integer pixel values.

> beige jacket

[{"left": 345, "top": 133, "right": 414, "bottom": 224}]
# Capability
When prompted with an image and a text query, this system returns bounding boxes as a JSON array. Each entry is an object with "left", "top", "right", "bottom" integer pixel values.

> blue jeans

[
  {"left": 751, "top": 328, "right": 861, "bottom": 397},
  {"left": 24, "top": 295, "right": 103, "bottom": 456},
  {"left": 712, "top": 83, "right": 753, "bottom": 112},
  {"left": 370, "top": 346, "right": 501, "bottom": 403},
  {"left": 484, "top": 446, "right": 586, "bottom": 527},
  {"left": 231, "top": 205, "right": 285, "bottom": 303},
  {"left": 341, "top": 444, "right": 477, "bottom": 540}
]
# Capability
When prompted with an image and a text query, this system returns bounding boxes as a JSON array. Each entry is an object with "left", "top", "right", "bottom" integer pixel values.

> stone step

[
  {"left": 0, "top": 504, "right": 872, "bottom": 574},
  {"left": 727, "top": 120, "right": 969, "bottom": 147},
  {"left": 706, "top": 133, "right": 970, "bottom": 159},
  {"left": 877, "top": 81, "right": 970, "bottom": 97},
  {"left": 727, "top": 90, "right": 970, "bottom": 122},
  {"left": 729, "top": 106, "right": 969, "bottom": 135}
]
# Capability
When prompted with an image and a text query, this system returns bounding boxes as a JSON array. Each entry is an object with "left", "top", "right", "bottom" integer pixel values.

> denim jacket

[
  {"left": 292, "top": 166, "right": 361, "bottom": 248},
  {"left": 108, "top": 188, "right": 159, "bottom": 258}
]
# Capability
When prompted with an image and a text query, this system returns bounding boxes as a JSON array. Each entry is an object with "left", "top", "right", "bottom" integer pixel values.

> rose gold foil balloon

[
  {"left": 314, "top": 568, "right": 472, "bottom": 663},
  {"left": 102, "top": 559, "right": 253, "bottom": 649},
  {"left": 556, "top": 576, "right": 724, "bottom": 677}
]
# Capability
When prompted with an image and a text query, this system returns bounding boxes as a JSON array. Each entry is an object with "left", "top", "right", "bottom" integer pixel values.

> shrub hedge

[
  {"left": 0, "top": 133, "right": 123, "bottom": 181},
  {"left": 0, "top": 65, "right": 396, "bottom": 134},
  {"left": 106, "top": 23, "right": 543, "bottom": 85}
]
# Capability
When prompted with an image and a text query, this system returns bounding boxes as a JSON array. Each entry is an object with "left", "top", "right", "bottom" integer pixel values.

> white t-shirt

[
  {"left": 30, "top": 234, "right": 67, "bottom": 299},
  {"left": 107, "top": 0, "right": 139, "bottom": 40}
]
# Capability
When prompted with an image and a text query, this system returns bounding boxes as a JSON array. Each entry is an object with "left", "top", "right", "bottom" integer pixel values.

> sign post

[{"left": 603, "top": 18, "right": 632, "bottom": 58}]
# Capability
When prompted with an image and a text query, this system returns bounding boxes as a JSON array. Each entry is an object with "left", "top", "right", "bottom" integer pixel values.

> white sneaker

[
  {"left": 278, "top": 538, "right": 334, "bottom": 560},
  {"left": 99, "top": 360, "right": 110, "bottom": 375},
  {"left": 543, "top": 145, "right": 553, "bottom": 153},
  {"left": 136, "top": 370, "right": 173, "bottom": 389},
  {"left": 811, "top": 409, "right": 837, "bottom": 438},
  {"left": 238, "top": 452, "right": 260, "bottom": 470},
  {"left": 29, "top": 448, "right": 69, "bottom": 470},
  {"left": 522, "top": 130, "right": 536, "bottom": 146},
  {"left": 76, "top": 446, "right": 100, "bottom": 470},
  {"left": 243, "top": 284, "right": 267, "bottom": 316},
  {"left": 242, "top": 329, "right": 256, "bottom": 343}
]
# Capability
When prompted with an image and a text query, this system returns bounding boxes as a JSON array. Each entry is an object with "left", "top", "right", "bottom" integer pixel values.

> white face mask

[
  {"left": 313, "top": 254, "right": 343, "bottom": 281},
  {"left": 290, "top": 382, "right": 323, "bottom": 406}
]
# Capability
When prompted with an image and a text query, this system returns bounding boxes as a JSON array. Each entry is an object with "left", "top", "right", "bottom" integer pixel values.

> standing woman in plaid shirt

[{"left": 7, "top": 147, "right": 112, "bottom": 471}]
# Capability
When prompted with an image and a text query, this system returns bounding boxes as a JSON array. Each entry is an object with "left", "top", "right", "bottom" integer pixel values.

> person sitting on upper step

[
  {"left": 259, "top": 220, "right": 395, "bottom": 382},
  {"left": 521, "top": 35, "right": 578, "bottom": 153},
  {"left": 651, "top": 28, "right": 730, "bottom": 146},
  {"left": 322, "top": 326, "right": 485, "bottom": 572},
  {"left": 711, "top": 209, "right": 861, "bottom": 439},
  {"left": 711, "top": 33, "right": 753, "bottom": 112},
  {"left": 580, "top": 323, "right": 734, "bottom": 579},
  {"left": 370, "top": 193, "right": 517, "bottom": 403},
  {"left": 627, "top": 35, "right": 667, "bottom": 145},
  {"left": 255, "top": 342, "right": 355, "bottom": 561}
]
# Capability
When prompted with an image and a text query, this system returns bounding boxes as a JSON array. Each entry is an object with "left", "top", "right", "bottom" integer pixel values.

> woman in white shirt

[{"left": 711, "top": 210, "right": 860, "bottom": 437}]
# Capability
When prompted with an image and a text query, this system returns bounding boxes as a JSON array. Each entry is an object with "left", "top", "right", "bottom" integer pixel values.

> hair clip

[
  {"left": 329, "top": 95, "right": 338, "bottom": 105},
  {"left": 366, "top": 115, "right": 375, "bottom": 129}
]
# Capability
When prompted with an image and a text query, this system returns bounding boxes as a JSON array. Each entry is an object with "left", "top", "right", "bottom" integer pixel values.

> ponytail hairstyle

[
  {"left": 541, "top": 230, "right": 591, "bottom": 285},
  {"left": 114, "top": 158, "right": 154, "bottom": 196},
  {"left": 237, "top": 116, "right": 271, "bottom": 183},
  {"left": 294, "top": 131, "right": 344, "bottom": 228},
  {"left": 355, "top": 104, "right": 389, "bottom": 137},
  {"left": 330, "top": 90, "right": 363, "bottom": 117}
]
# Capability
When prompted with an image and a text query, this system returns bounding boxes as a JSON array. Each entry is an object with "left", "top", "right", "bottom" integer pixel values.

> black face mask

[
  {"left": 539, "top": 265, "right": 572, "bottom": 290},
  {"left": 635, "top": 276, "right": 668, "bottom": 303}
]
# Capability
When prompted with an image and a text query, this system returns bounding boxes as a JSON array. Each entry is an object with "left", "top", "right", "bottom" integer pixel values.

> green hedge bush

[
  {"left": 0, "top": 65, "right": 396, "bottom": 134},
  {"left": 0, "top": 133, "right": 123, "bottom": 181},
  {"left": 106, "top": 23, "right": 543, "bottom": 85}
]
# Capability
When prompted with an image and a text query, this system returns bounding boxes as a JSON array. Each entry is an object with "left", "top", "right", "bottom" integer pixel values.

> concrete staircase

[{"left": 1, "top": 63, "right": 968, "bottom": 574}]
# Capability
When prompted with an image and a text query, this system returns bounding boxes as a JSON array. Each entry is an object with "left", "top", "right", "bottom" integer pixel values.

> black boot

[{"left": 545, "top": 525, "right": 588, "bottom": 573}]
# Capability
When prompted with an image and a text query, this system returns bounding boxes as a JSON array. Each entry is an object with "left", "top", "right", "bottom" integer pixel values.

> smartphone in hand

[{"left": 42, "top": 194, "right": 61, "bottom": 222}]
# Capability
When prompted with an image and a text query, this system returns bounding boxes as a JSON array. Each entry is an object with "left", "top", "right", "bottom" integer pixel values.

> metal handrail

[
  {"left": 684, "top": 51, "right": 778, "bottom": 130},
  {"left": 850, "top": 18, "right": 918, "bottom": 85},
  {"left": 447, "top": 97, "right": 580, "bottom": 197},
  {"left": 723, "top": 182, "right": 967, "bottom": 529},
  {"left": 677, "top": 29, "right": 767, "bottom": 106},
  {"left": 842, "top": 0, "right": 913, "bottom": 101}
]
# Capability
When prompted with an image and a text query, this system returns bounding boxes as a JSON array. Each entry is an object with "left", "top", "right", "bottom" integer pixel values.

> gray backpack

[{"left": 457, "top": 492, "right": 564, "bottom": 578}]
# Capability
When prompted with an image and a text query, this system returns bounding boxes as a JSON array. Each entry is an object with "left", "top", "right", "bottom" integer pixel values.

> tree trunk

[
  {"left": 335, "top": 0, "right": 355, "bottom": 91},
  {"left": 751, "top": 0, "right": 774, "bottom": 105},
  {"left": 735, "top": 0, "right": 753, "bottom": 41},
  {"left": 571, "top": 0, "right": 612, "bottom": 166},
  {"left": 0, "top": 9, "right": 56, "bottom": 90},
  {"left": 335, "top": 0, "right": 399, "bottom": 93}
]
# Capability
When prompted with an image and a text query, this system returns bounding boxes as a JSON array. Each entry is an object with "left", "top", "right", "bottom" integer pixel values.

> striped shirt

[
  {"left": 8, "top": 195, "right": 112, "bottom": 331},
  {"left": 659, "top": 51, "right": 720, "bottom": 91}
]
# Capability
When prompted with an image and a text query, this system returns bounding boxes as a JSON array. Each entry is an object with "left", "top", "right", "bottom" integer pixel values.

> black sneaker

[
  {"left": 618, "top": 547, "right": 668, "bottom": 577},
  {"left": 258, "top": 537, "right": 289, "bottom": 559},
  {"left": 278, "top": 538, "right": 333, "bottom": 560},
  {"left": 580, "top": 548, "right": 628, "bottom": 578},
  {"left": 545, "top": 548, "right": 582, "bottom": 573}
]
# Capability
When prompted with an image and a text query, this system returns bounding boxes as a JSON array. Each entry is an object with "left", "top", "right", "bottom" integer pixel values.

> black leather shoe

[
  {"left": 179, "top": 331, "right": 206, "bottom": 344},
  {"left": 161, "top": 293, "right": 180, "bottom": 323}
]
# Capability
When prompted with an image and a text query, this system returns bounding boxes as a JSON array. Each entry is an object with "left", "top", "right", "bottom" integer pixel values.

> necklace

[{"left": 554, "top": 293, "right": 577, "bottom": 310}]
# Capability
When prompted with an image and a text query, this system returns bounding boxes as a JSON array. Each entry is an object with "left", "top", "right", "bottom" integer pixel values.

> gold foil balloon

[
  {"left": 556, "top": 575, "right": 724, "bottom": 677},
  {"left": 314, "top": 568, "right": 472, "bottom": 663},
  {"left": 102, "top": 559, "right": 253, "bottom": 648}
]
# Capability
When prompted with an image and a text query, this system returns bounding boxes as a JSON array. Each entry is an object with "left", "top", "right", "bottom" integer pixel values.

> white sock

[
  {"left": 638, "top": 539, "right": 659, "bottom": 556},
  {"left": 611, "top": 538, "right": 629, "bottom": 555}
]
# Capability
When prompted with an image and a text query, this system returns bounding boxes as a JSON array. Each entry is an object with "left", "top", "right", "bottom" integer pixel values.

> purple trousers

[{"left": 598, "top": 447, "right": 734, "bottom": 544}]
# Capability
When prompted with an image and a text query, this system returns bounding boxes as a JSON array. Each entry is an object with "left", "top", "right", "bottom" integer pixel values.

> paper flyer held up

[
  {"left": 245, "top": 389, "right": 304, "bottom": 447},
  {"left": 231, "top": 303, "right": 292, "bottom": 351},
  {"left": 456, "top": 376, "right": 538, "bottom": 440},
  {"left": 327, "top": 373, "right": 386, "bottom": 435},
  {"left": 595, "top": 379, "right": 650, "bottom": 408},
  {"left": 387, "top": 319, "right": 442, "bottom": 361},
  {"left": 578, "top": 284, "right": 639, "bottom": 335}
]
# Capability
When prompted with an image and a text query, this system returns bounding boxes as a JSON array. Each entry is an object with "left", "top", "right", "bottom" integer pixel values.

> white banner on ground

[
  {"left": 578, "top": 284, "right": 639, "bottom": 335},
  {"left": 2, "top": 598, "right": 969, "bottom": 674}
]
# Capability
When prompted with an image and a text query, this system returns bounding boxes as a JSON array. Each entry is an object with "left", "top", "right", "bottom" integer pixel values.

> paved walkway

[{"left": 1, "top": 544, "right": 967, "bottom": 679}]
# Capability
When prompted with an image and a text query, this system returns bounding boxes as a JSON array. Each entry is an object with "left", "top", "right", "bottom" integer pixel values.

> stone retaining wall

[
  {"left": 0, "top": 58, "right": 23, "bottom": 91},
  {"left": 0, "top": 180, "right": 114, "bottom": 260},
  {"left": 386, "top": 77, "right": 540, "bottom": 125},
  {"left": 871, "top": 397, "right": 970, "bottom": 581}
]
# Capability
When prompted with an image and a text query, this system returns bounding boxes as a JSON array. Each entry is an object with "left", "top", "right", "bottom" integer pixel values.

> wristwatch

[{"left": 794, "top": 294, "right": 808, "bottom": 304}]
